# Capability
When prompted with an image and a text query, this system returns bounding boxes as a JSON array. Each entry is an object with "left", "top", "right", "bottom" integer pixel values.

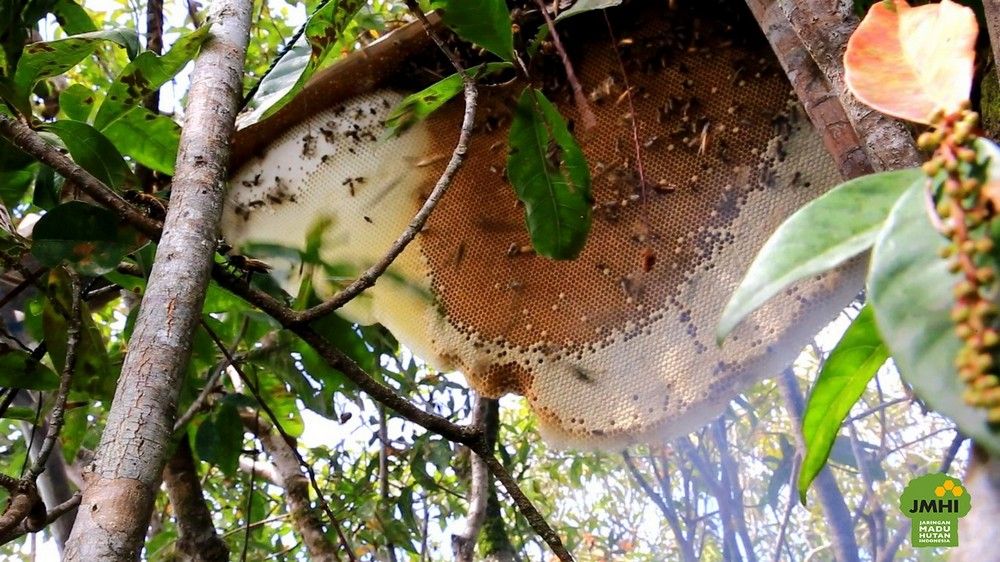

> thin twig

[
  {"left": 240, "top": 426, "right": 257, "bottom": 562},
  {"left": 532, "top": 0, "right": 596, "bottom": 130},
  {"left": 173, "top": 317, "right": 251, "bottom": 432},
  {"left": 199, "top": 320, "right": 357, "bottom": 562},
  {"left": 295, "top": 1, "right": 477, "bottom": 326},
  {"left": 29, "top": 272, "right": 81, "bottom": 480},
  {"left": 0, "top": 268, "right": 44, "bottom": 313}
]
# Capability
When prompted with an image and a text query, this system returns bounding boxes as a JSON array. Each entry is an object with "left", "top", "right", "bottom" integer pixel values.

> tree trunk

[{"left": 62, "top": 0, "right": 251, "bottom": 558}]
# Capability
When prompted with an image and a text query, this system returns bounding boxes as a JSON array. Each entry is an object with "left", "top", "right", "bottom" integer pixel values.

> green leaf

[
  {"left": 88, "top": 25, "right": 210, "bottom": 173},
  {"left": 798, "top": 304, "right": 887, "bottom": 503},
  {"left": 59, "top": 83, "right": 98, "bottom": 122},
  {"left": 32, "top": 164, "right": 60, "bottom": 209},
  {"left": 41, "top": 120, "right": 133, "bottom": 190},
  {"left": 717, "top": 168, "right": 922, "bottom": 342},
  {"left": 0, "top": 138, "right": 38, "bottom": 208},
  {"left": 193, "top": 398, "right": 243, "bottom": 476},
  {"left": 94, "top": 25, "right": 211, "bottom": 130},
  {"left": 868, "top": 177, "right": 1000, "bottom": 455},
  {"left": 0, "top": 346, "right": 59, "bottom": 390},
  {"left": 554, "top": 0, "right": 623, "bottom": 21},
  {"left": 240, "top": 0, "right": 364, "bottom": 127},
  {"left": 507, "top": 88, "right": 592, "bottom": 259},
  {"left": 100, "top": 109, "right": 180, "bottom": 175},
  {"left": 11, "top": 28, "right": 138, "bottom": 113},
  {"left": 51, "top": 0, "right": 97, "bottom": 34},
  {"left": 431, "top": 0, "right": 514, "bottom": 61},
  {"left": 32, "top": 201, "right": 145, "bottom": 275},
  {"left": 385, "top": 62, "right": 511, "bottom": 137},
  {"left": 255, "top": 370, "right": 304, "bottom": 438}
]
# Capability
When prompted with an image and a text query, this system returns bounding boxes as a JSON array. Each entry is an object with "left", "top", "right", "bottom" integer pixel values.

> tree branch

[
  {"left": 29, "top": 272, "right": 81, "bottom": 479},
  {"left": 0, "top": 492, "right": 81, "bottom": 547},
  {"left": 776, "top": 0, "right": 921, "bottom": 171},
  {"left": 0, "top": 116, "right": 162, "bottom": 238},
  {"left": 478, "top": 452, "right": 573, "bottom": 562},
  {"left": 452, "top": 395, "right": 492, "bottom": 562},
  {"left": 162, "top": 440, "right": 229, "bottom": 562}
]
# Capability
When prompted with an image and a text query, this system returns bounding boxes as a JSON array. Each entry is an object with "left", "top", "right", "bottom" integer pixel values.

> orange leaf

[{"left": 844, "top": 0, "right": 977, "bottom": 124}]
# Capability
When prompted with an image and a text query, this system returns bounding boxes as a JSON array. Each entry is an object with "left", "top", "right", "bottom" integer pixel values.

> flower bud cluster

[{"left": 922, "top": 110, "right": 1000, "bottom": 420}]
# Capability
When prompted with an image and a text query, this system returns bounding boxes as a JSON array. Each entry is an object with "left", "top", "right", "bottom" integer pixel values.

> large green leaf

[
  {"left": 384, "top": 62, "right": 511, "bottom": 137},
  {"left": 41, "top": 120, "right": 133, "bottom": 190},
  {"left": 798, "top": 304, "right": 888, "bottom": 502},
  {"left": 51, "top": 0, "right": 97, "bottom": 34},
  {"left": 0, "top": 346, "right": 59, "bottom": 390},
  {"left": 88, "top": 25, "right": 209, "bottom": 174},
  {"left": 240, "top": 0, "right": 364, "bottom": 127},
  {"left": 868, "top": 180, "right": 1000, "bottom": 454},
  {"left": 717, "top": 168, "right": 922, "bottom": 341},
  {"left": 507, "top": 88, "right": 592, "bottom": 259},
  {"left": 100, "top": 110, "right": 180, "bottom": 175},
  {"left": 430, "top": 0, "right": 513, "bottom": 61},
  {"left": 10, "top": 28, "right": 138, "bottom": 113},
  {"left": 32, "top": 201, "right": 145, "bottom": 275}
]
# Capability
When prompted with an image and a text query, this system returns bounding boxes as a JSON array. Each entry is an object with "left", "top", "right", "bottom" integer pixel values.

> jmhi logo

[{"left": 900, "top": 474, "right": 971, "bottom": 548}]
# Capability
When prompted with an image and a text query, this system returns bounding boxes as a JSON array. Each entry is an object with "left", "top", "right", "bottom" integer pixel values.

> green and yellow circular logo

[{"left": 899, "top": 474, "right": 972, "bottom": 547}]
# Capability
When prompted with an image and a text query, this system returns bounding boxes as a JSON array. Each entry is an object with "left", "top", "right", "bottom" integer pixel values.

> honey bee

[
  {"left": 123, "top": 190, "right": 167, "bottom": 221},
  {"left": 227, "top": 254, "right": 273, "bottom": 277}
]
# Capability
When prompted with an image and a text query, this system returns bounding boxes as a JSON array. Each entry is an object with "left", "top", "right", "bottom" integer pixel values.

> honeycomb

[{"left": 223, "top": 1, "right": 864, "bottom": 449}]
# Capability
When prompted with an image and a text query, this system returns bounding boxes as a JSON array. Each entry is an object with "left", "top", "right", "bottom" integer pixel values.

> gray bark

[
  {"left": 62, "top": 0, "right": 252, "bottom": 558},
  {"left": 162, "top": 440, "right": 229, "bottom": 562}
]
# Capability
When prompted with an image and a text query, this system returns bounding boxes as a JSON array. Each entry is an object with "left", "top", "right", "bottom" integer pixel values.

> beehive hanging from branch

[{"left": 224, "top": 0, "right": 862, "bottom": 449}]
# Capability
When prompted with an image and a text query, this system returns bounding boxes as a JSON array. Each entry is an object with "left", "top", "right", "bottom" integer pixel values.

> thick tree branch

[
  {"left": 743, "top": 0, "right": 873, "bottom": 179},
  {"left": 63, "top": 0, "right": 253, "bottom": 558},
  {"left": 162, "top": 440, "right": 229, "bottom": 562}
]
